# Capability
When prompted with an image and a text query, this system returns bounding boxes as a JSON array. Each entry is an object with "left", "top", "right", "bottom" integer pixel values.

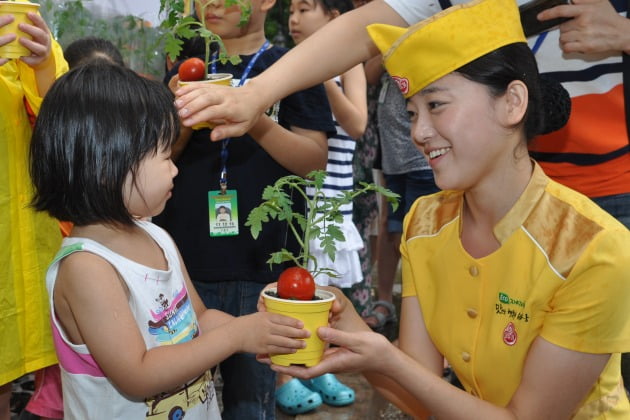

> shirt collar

[{"left": 493, "top": 161, "right": 549, "bottom": 243}]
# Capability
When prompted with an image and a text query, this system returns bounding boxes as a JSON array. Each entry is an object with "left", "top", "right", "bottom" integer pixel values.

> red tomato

[
  {"left": 277, "top": 267, "right": 316, "bottom": 300},
  {"left": 178, "top": 57, "right": 206, "bottom": 82}
]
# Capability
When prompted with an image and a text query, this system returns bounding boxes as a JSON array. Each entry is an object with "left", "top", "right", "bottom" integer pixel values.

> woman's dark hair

[
  {"left": 64, "top": 37, "right": 125, "bottom": 69},
  {"left": 456, "top": 42, "right": 569, "bottom": 141},
  {"left": 30, "top": 62, "right": 179, "bottom": 227}
]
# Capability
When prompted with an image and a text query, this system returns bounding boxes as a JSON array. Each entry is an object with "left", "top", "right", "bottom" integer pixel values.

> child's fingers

[
  {"left": 26, "top": 12, "right": 48, "bottom": 29},
  {"left": 0, "top": 14, "right": 14, "bottom": 28},
  {"left": 0, "top": 33, "right": 16, "bottom": 49},
  {"left": 266, "top": 341, "right": 305, "bottom": 354},
  {"left": 269, "top": 321, "right": 310, "bottom": 340},
  {"left": 267, "top": 311, "right": 304, "bottom": 329}
]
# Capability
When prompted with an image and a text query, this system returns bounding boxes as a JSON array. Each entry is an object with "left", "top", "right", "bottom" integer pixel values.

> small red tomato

[
  {"left": 178, "top": 57, "right": 206, "bottom": 82},
  {"left": 277, "top": 267, "right": 316, "bottom": 300}
]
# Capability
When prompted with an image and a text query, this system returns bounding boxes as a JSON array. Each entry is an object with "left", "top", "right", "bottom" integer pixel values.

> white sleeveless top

[
  {"left": 306, "top": 76, "right": 363, "bottom": 288},
  {"left": 46, "top": 220, "right": 221, "bottom": 420}
]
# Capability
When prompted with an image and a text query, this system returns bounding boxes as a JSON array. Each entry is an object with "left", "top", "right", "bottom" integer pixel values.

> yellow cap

[{"left": 367, "top": 0, "right": 526, "bottom": 98}]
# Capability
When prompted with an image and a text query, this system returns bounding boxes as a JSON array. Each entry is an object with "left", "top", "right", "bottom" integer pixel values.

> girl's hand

[
  {"left": 233, "top": 311, "right": 309, "bottom": 356},
  {"left": 17, "top": 12, "right": 53, "bottom": 69},
  {"left": 0, "top": 14, "right": 16, "bottom": 66}
]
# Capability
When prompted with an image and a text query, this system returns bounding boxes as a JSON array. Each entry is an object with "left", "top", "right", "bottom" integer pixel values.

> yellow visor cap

[{"left": 367, "top": 0, "right": 526, "bottom": 98}]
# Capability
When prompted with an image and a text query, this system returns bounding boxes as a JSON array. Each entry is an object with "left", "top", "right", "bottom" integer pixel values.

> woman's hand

[
  {"left": 174, "top": 78, "right": 270, "bottom": 141},
  {"left": 268, "top": 327, "right": 394, "bottom": 379}
]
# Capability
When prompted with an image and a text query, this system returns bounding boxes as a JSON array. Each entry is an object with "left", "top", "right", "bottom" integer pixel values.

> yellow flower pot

[
  {"left": 178, "top": 72, "right": 232, "bottom": 130},
  {"left": 0, "top": 1, "right": 40, "bottom": 60},
  {"left": 263, "top": 287, "right": 335, "bottom": 367}
]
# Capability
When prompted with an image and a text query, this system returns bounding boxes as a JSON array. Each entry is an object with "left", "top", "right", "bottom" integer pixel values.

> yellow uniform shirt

[
  {"left": 0, "top": 40, "right": 68, "bottom": 385},
  {"left": 401, "top": 163, "right": 630, "bottom": 418}
]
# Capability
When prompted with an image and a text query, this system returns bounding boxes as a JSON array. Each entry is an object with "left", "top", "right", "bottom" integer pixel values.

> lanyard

[
  {"left": 212, "top": 40, "right": 270, "bottom": 194},
  {"left": 531, "top": 31, "right": 548, "bottom": 55}
]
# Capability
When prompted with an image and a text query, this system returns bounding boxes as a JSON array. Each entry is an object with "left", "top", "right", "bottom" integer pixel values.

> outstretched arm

[
  {"left": 54, "top": 251, "right": 308, "bottom": 399},
  {"left": 174, "top": 0, "right": 406, "bottom": 141}
]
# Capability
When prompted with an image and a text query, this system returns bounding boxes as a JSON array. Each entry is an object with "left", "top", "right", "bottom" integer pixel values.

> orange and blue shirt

[{"left": 527, "top": 0, "right": 629, "bottom": 198}]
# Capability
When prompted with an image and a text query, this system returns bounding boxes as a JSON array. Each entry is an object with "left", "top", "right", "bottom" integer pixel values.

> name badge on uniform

[{"left": 208, "top": 190, "right": 239, "bottom": 237}]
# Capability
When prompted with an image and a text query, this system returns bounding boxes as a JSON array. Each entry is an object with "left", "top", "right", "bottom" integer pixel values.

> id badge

[{"left": 208, "top": 190, "right": 239, "bottom": 237}]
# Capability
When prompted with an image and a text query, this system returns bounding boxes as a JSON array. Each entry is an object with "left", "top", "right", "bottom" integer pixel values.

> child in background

[
  {"left": 63, "top": 36, "right": 125, "bottom": 68},
  {"left": 153, "top": 0, "right": 335, "bottom": 416},
  {"left": 273, "top": 0, "right": 366, "bottom": 414},
  {"left": 0, "top": 10, "right": 68, "bottom": 420},
  {"left": 28, "top": 62, "right": 308, "bottom": 420}
]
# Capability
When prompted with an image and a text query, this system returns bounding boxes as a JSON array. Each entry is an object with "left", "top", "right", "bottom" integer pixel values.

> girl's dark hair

[
  {"left": 64, "top": 37, "right": 125, "bottom": 69},
  {"left": 314, "top": 0, "right": 355, "bottom": 15},
  {"left": 457, "top": 42, "right": 568, "bottom": 141},
  {"left": 30, "top": 62, "right": 179, "bottom": 227}
]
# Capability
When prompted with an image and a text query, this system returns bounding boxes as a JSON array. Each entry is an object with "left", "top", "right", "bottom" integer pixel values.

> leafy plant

[
  {"left": 247, "top": 170, "right": 399, "bottom": 280},
  {"left": 40, "top": 0, "right": 164, "bottom": 79},
  {"left": 159, "top": 0, "right": 252, "bottom": 80}
]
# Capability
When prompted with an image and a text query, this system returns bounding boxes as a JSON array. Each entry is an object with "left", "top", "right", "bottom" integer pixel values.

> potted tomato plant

[
  {"left": 0, "top": 0, "right": 40, "bottom": 59},
  {"left": 247, "top": 170, "right": 398, "bottom": 366},
  {"left": 159, "top": 0, "right": 250, "bottom": 82}
]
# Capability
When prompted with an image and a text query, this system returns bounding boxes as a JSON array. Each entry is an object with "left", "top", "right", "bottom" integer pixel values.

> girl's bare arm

[{"left": 324, "top": 63, "right": 368, "bottom": 139}]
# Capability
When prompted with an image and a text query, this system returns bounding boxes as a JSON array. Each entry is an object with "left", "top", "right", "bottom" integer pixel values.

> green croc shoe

[
  {"left": 301, "top": 373, "right": 355, "bottom": 407},
  {"left": 276, "top": 378, "right": 323, "bottom": 415}
]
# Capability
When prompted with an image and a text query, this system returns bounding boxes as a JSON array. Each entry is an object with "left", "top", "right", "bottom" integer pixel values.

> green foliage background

[{"left": 40, "top": 0, "right": 293, "bottom": 80}]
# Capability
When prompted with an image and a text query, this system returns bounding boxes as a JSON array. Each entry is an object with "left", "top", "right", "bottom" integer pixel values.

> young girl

[
  {"left": 273, "top": 0, "right": 367, "bottom": 414},
  {"left": 269, "top": 0, "right": 630, "bottom": 418},
  {"left": 28, "top": 62, "right": 308, "bottom": 420}
]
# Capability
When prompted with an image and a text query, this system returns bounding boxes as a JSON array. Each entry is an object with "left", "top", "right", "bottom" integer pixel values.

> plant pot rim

[
  {"left": 177, "top": 73, "right": 233, "bottom": 86},
  {"left": 263, "top": 287, "right": 335, "bottom": 304}
]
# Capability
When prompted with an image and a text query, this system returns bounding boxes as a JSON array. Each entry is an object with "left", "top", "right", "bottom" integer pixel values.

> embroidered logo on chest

[{"left": 503, "top": 322, "right": 517, "bottom": 346}]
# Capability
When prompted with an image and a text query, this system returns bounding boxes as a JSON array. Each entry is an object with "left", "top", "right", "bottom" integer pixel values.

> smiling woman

[{"left": 268, "top": 0, "right": 630, "bottom": 419}]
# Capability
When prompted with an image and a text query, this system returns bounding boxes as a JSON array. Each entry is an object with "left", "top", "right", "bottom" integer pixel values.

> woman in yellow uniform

[
  {"left": 0, "top": 10, "right": 67, "bottom": 420},
  {"left": 267, "top": 0, "right": 630, "bottom": 418}
]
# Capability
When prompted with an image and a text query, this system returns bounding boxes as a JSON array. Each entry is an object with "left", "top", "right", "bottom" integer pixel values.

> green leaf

[
  {"left": 248, "top": 170, "right": 399, "bottom": 274},
  {"left": 245, "top": 205, "right": 270, "bottom": 239},
  {"left": 228, "top": 56, "right": 243, "bottom": 65}
]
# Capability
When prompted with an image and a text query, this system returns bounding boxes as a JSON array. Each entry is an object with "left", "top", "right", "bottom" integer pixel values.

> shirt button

[
  {"left": 462, "top": 352, "right": 471, "bottom": 362},
  {"left": 466, "top": 308, "right": 478, "bottom": 318},
  {"left": 469, "top": 265, "right": 479, "bottom": 276}
]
